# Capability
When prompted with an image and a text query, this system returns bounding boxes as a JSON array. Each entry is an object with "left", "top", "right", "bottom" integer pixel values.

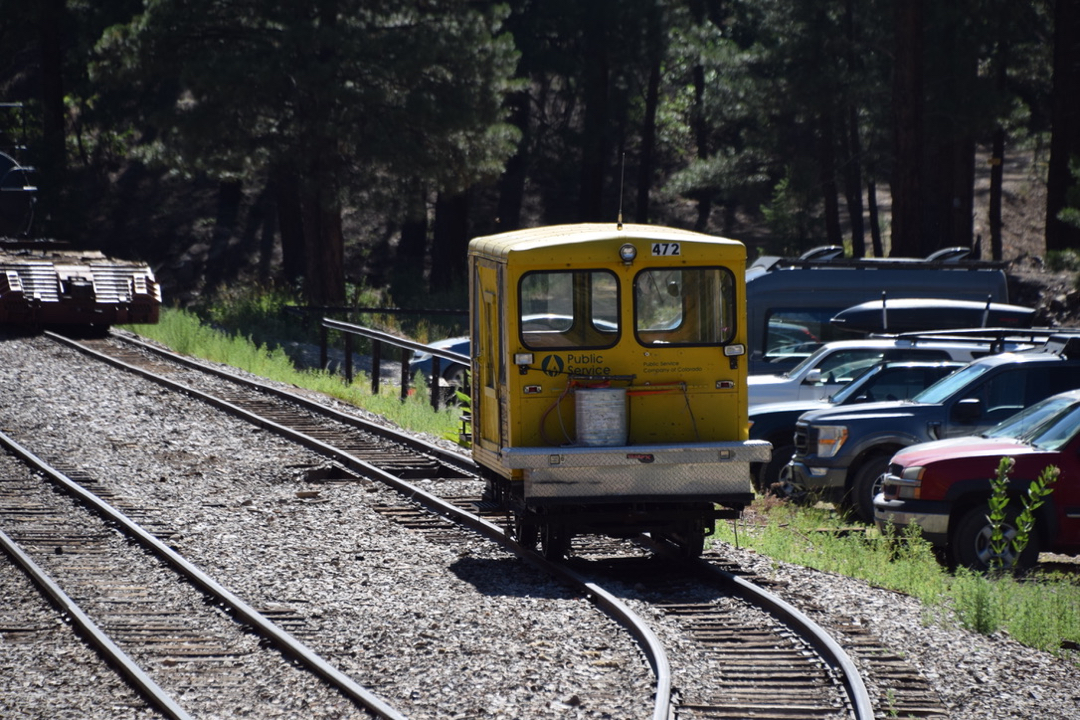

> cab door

[{"left": 473, "top": 262, "right": 504, "bottom": 451}]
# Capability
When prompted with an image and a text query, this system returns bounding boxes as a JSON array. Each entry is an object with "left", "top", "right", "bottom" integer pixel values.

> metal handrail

[{"left": 320, "top": 317, "right": 469, "bottom": 410}]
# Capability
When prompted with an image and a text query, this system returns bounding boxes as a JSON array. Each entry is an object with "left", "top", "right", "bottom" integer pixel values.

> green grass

[
  {"left": 122, "top": 307, "right": 463, "bottom": 442},
  {"left": 714, "top": 496, "right": 1080, "bottom": 657}
]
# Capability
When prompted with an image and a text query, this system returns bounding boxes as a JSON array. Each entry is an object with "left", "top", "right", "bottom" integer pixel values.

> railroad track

[
  {"left": 32, "top": 329, "right": 952, "bottom": 719},
  {"left": 0, "top": 430, "right": 400, "bottom": 720}
]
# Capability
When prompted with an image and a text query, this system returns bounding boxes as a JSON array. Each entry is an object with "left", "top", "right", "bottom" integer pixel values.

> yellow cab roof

[{"left": 468, "top": 223, "right": 744, "bottom": 263}]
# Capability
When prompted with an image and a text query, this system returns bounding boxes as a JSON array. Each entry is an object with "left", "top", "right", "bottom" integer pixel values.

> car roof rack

[
  {"left": 748, "top": 245, "right": 1006, "bottom": 272},
  {"left": 887, "top": 327, "right": 1080, "bottom": 354},
  {"left": 1041, "top": 333, "right": 1080, "bottom": 359}
]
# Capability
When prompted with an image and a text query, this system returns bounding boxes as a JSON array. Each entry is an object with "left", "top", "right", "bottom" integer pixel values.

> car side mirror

[
  {"left": 805, "top": 368, "right": 823, "bottom": 384},
  {"left": 952, "top": 397, "right": 983, "bottom": 422}
]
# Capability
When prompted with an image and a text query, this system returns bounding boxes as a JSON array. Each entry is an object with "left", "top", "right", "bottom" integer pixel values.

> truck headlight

[
  {"left": 892, "top": 465, "right": 924, "bottom": 500},
  {"left": 813, "top": 425, "right": 848, "bottom": 458}
]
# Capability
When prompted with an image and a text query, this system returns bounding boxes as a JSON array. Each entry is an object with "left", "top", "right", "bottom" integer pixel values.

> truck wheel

[
  {"left": 949, "top": 503, "right": 1041, "bottom": 572},
  {"left": 851, "top": 454, "right": 890, "bottom": 523},
  {"left": 755, "top": 442, "right": 795, "bottom": 493}
]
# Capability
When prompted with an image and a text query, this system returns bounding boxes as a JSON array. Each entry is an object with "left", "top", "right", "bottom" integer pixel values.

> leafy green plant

[
  {"left": 986, "top": 457, "right": 1058, "bottom": 572},
  {"left": 1044, "top": 248, "right": 1080, "bottom": 272},
  {"left": 987, "top": 457, "right": 1014, "bottom": 570},
  {"left": 1013, "top": 465, "right": 1060, "bottom": 555}
]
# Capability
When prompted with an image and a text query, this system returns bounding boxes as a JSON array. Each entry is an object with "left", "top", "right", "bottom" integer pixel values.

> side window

[
  {"left": 763, "top": 308, "right": 862, "bottom": 364},
  {"left": 869, "top": 367, "right": 925, "bottom": 402},
  {"left": 1039, "top": 364, "right": 1080, "bottom": 397},
  {"left": 886, "top": 348, "right": 951, "bottom": 363},
  {"left": 962, "top": 369, "right": 1026, "bottom": 422}
]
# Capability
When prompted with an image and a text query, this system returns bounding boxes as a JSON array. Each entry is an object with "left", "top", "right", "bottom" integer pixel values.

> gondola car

[
  {"left": 0, "top": 239, "right": 161, "bottom": 329},
  {"left": 469, "top": 223, "right": 770, "bottom": 559}
]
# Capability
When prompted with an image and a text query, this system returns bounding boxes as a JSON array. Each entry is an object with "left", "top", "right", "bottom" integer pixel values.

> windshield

[
  {"left": 1028, "top": 400, "right": 1080, "bottom": 451},
  {"left": 827, "top": 364, "right": 883, "bottom": 403},
  {"left": 519, "top": 270, "right": 619, "bottom": 349},
  {"left": 782, "top": 343, "right": 855, "bottom": 378},
  {"left": 912, "top": 362, "right": 992, "bottom": 404},
  {"left": 634, "top": 266, "right": 735, "bottom": 346},
  {"left": 984, "top": 394, "right": 1079, "bottom": 439}
]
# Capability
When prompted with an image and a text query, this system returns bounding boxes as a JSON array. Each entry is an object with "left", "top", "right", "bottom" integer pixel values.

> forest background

[{"left": 3, "top": 0, "right": 1080, "bottom": 317}]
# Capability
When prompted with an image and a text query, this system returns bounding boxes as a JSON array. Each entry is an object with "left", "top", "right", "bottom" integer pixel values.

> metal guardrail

[{"left": 320, "top": 317, "right": 470, "bottom": 411}]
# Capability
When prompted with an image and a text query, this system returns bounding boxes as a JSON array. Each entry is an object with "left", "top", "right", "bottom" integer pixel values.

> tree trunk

[
  {"left": 1046, "top": 0, "right": 1080, "bottom": 252},
  {"left": 204, "top": 179, "right": 243, "bottom": 291},
  {"left": 38, "top": 0, "right": 67, "bottom": 222},
  {"left": 398, "top": 179, "right": 429, "bottom": 267},
  {"left": 496, "top": 91, "right": 530, "bottom": 232},
  {"left": 925, "top": 12, "right": 977, "bottom": 256},
  {"left": 989, "top": 128, "right": 1005, "bottom": 261},
  {"left": 868, "top": 178, "right": 884, "bottom": 257},
  {"left": 842, "top": 0, "right": 866, "bottom": 258},
  {"left": 300, "top": 179, "right": 345, "bottom": 307},
  {"left": 890, "top": 0, "right": 924, "bottom": 256},
  {"left": 272, "top": 165, "right": 305, "bottom": 285},
  {"left": 577, "top": 1, "right": 610, "bottom": 222},
  {"left": 635, "top": 2, "right": 662, "bottom": 225},
  {"left": 819, "top": 112, "right": 843, "bottom": 247},
  {"left": 430, "top": 190, "right": 470, "bottom": 294}
]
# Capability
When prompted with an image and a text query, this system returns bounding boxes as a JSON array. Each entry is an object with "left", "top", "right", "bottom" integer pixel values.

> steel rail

[
  {"left": 0, "top": 428, "right": 406, "bottom": 720},
  {"left": 639, "top": 534, "right": 874, "bottom": 720},
  {"left": 0, "top": 524, "right": 193, "bottom": 720},
  {"left": 50, "top": 331, "right": 674, "bottom": 720},
  {"left": 53, "top": 330, "right": 478, "bottom": 474}
]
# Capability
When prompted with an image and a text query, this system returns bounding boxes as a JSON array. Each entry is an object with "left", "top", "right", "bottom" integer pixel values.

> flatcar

[
  {"left": 469, "top": 223, "right": 771, "bottom": 559},
  {"left": 0, "top": 239, "right": 161, "bottom": 329}
]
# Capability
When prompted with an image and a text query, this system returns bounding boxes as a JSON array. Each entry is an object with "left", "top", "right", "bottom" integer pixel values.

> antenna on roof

[{"left": 617, "top": 153, "right": 625, "bottom": 230}]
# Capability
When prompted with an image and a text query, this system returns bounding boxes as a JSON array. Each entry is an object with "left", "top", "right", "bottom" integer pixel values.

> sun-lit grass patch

[
  {"left": 714, "top": 495, "right": 1080, "bottom": 656},
  {"left": 122, "top": 307, "right": 461, "bottom": 441}
]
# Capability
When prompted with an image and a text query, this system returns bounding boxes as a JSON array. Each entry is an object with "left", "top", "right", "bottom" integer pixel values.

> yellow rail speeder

[{"left": 469, "top": 223, "right": 771, "bottom": 559}]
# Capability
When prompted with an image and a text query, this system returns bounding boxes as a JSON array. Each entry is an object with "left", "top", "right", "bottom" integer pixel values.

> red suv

[{"left": 874, "top": 389, "right": 1080, "bottom": 571}]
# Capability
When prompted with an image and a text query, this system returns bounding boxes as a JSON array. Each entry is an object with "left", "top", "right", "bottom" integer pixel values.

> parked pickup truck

[
  {"left": 783, "top": 333, "right": 1080, "bottom": 522},
  {"left": 749, "top": 360, "right": 963, "bottom": 490},
  {"left": 874, "top": 389, "right": 1080, "bottom": 571}
]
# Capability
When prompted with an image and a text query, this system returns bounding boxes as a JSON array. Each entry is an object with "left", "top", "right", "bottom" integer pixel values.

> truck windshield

[
  {"left": 985, "top": 394, "right": 1079, "bottom": 439},
  {"left": 912, "top": 362, "right": 992, "bottom": 404},
  {"left": 1028, "top": 400, "right": 1080, "bottom": 451}
]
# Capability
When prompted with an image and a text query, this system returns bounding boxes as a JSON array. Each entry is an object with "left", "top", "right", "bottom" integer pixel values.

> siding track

[{"left": 0, "top": 431, "right": 401, "bottom": 719}]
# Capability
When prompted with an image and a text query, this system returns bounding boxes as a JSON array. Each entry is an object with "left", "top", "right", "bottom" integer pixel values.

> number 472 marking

[{"left": 651, "top": 242, "right": 680, "bottom": 256}]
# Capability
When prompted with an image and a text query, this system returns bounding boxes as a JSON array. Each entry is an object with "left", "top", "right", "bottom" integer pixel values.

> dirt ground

[{"left": 973, "top": 148, "right": 1080, "bottom": 328}]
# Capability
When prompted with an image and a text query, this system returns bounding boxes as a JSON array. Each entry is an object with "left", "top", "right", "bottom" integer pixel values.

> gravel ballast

[{"left": 1, "top": 331, "right": 1078, "bottom": 719}]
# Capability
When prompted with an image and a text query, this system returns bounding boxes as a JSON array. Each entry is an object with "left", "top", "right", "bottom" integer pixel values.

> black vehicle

[
  {"left": 784, "top": 334, "right": 1080, "bottom": 522},
  {"left": 746, "top": 245, "right": 1011, "bottom": 374},
  {"left": 750, "top": 360, "right": 963, "bottom": 490}
]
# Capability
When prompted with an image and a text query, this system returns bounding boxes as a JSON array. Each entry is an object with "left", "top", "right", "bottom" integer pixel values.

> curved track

[{"left": 41, "top": 329, "right": 904, "bottom": 719}]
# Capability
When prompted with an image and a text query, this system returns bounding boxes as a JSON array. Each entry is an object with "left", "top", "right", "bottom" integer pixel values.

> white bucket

[{"left": 575, "top": 387, "right": 628, "bottom": 446}]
